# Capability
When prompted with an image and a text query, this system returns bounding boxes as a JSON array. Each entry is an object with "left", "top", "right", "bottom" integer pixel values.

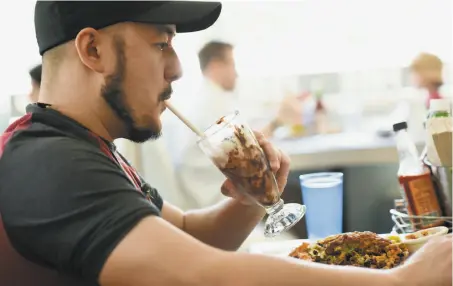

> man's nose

[{"left": 164, "top": 49, "right": 183, "bottom": 83}]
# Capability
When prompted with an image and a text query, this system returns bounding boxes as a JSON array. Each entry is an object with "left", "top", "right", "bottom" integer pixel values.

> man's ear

[{"left": 74, "top": 27, "right": 106, "bottom": 73}]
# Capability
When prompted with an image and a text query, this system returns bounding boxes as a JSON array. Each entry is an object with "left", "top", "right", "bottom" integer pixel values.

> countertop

[{"left": 272, "top": 132, "right": 424, "bottom": 170}]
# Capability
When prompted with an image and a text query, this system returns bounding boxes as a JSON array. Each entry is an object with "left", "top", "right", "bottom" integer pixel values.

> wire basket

[{"left": 390, "top": 209, "right": 452, "bottom": 234}]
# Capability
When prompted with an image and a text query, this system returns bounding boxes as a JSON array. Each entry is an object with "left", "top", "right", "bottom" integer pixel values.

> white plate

[
  {"left": 248, "top": 239, "right": 308, "bottom": 256},
  {"left": 398, "top": 226, "right": 449, "bottom": 253},
  {"left": 248, "top": 234, "right": 392, "bottom": 256},
  {"left": 247, "top": 228, "right": 449, "bottom": 257}
]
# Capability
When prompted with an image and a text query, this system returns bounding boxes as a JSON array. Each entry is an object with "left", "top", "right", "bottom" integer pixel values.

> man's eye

[{"left": 155, "top": 43, "right": 169, "bottom": 51}]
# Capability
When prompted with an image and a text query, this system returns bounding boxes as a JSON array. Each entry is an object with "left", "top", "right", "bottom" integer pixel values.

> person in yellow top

[{"left": 410, "top": 52, "right": 444, "bottom": 109}]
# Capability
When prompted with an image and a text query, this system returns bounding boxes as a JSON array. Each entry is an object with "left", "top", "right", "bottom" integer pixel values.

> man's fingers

[
  {"left": 221, "top": 179, "right": 235, "bottom": 196},
  {"left": 253, "top": 131, "right": 265, "bottom": 142},
  {"left": 276, "top": 150, "right": 290, "bottom": 190},
  {"left": 254, "top": 131, "right": 280, "bottom": 172}
]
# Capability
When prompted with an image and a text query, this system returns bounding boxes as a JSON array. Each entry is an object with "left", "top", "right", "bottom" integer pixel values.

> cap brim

[{"left": 132, "top": 1, "right": 222, "bottom": 33}]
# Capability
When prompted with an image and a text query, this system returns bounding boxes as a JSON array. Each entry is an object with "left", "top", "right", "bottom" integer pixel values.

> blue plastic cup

[{"left": 299, "top": 172, "right": 344, "bottom": 239}]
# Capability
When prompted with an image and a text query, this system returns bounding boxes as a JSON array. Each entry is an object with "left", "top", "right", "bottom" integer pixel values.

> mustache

[{"left": 159, "top": 86, "right": 173, "bottom": 101}]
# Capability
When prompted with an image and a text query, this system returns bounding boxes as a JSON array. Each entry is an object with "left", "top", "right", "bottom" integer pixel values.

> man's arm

[
  {"left": 249, "top": 93, "right": 308, "bottom": 139},
  {"left": 260, "top": 118, "right": 281, "bottom": 138},
  {"left": 99, "top": 215, "right": 401, "bottom": 286},
  {"left": 165, "top": 140, "right": 263, "bottom": 250},
  {"left": 162, "top": 199, "right": 265, "bottom": 250}
]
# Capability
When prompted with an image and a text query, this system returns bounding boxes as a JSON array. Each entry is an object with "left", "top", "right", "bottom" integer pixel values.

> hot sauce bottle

[{"left": 393, "top": 121, "right": 443, "bottom": 229}]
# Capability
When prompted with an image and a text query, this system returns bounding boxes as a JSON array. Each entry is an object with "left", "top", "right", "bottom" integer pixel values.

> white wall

[
  {"left": 0, "top": 0, "right": 40, "bottom": 97},
  {"left": 215, "top": 0, "right": 452, "bottom": 76},
  {"left": 0, "top": 0, "right": 451, "bottom": 99}
]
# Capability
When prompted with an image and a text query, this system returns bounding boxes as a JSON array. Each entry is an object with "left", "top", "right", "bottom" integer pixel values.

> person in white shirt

[
  {"left": 173, "top": 41, "right": 294, "bottom": 210},
  {"left": 171, "top": 41, "right": 238, "bottom": 210}
]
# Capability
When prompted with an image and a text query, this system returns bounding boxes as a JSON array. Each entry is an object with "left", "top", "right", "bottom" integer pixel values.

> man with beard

[{"left": 0, "top": 2, "right": 451, "bottom": 286}]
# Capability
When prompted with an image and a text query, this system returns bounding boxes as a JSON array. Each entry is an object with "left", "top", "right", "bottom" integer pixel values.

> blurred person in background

[
  {"left": 28, "top": 64, "right": 42, "bottom": 102},
  {"left": 172, "top": 41, "right": 303, "bottom": 211},
  {"left": 410, "top": 52, "right": 444, "bottom": 109},
  {"left": 8, "top": 64, "right": 42, "bottom": 125}
]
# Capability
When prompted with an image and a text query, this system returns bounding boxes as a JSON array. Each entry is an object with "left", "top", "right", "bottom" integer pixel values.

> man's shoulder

[
  {"left": 4, "top": 122, "right": 102, "bottom": 160},
  {"left": 0, "top": 124, "right": 113, "bottom": 187},
  {"left": 0, "top": 125, "right": 163, "bottom": 282}
]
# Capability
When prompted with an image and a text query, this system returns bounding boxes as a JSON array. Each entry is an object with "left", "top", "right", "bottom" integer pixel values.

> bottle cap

[
  {"left": 429, "top": 99, "right": 451, "bottom": 112},
  {"left": 393, "top": 121, "right": 408, "bottom": 132}
]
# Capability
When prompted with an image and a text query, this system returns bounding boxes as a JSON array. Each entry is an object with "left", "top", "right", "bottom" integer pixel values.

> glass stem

[{"left": 265, "top": 199, "right": 284, "bottom": 215}]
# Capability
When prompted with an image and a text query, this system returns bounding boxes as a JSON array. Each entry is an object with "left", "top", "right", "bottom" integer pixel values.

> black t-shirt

[{"left": 0, "top": 104, "right": 163, "bottom": 284}]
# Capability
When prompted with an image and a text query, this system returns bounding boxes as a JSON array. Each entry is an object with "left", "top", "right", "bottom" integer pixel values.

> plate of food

[
  {"left": 393, "top": 226, "right": 449, "bottom": 253},
  {"left": 288, "top": 231, "right": 409, "bottom": 269},
  {"left": 249, "top": 227, "right": 449, "bottom": 269}
]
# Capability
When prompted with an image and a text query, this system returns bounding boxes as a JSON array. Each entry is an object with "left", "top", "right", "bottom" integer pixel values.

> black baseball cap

[{"left": 35, "top": 1, "right": 222, "bottom": 55}]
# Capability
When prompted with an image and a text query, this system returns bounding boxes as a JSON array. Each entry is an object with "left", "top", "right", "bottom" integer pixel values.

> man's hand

[
  {"left": 261, "top": 93, "right": 308, "bottom": 138},
  {"left": 220, "top": 131, "right": 291, "bottom": 206},
  {"left": 392, "top": 234, "right": 452, "bottom": 286}
]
